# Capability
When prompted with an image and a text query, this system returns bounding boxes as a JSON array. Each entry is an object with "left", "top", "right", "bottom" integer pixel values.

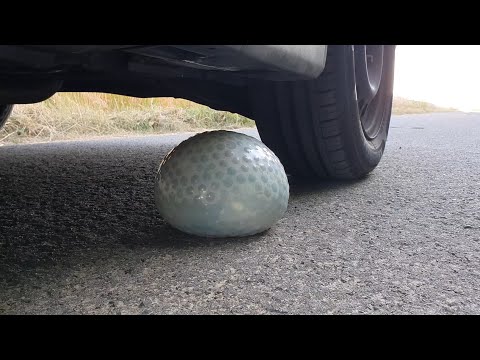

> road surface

[{"left": 1, "top": 112, "right": 479, "bottom": 314}]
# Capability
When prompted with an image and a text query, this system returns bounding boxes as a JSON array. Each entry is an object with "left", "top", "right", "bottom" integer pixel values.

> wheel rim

[{"left": 354, "top": 45, "right": 385, "bottom": 140}]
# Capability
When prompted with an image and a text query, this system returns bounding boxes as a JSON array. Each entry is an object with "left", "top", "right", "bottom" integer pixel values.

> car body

[
  {"left": 0, "top": 45, "right": 326, "bottom": 109},
  {"left": 0, "top": 45, "right": 396, "bottom": 180}
]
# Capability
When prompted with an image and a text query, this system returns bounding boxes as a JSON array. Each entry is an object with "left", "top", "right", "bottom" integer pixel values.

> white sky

[{"left": 394, "top": 45, "right": 480, "bottom": 111}]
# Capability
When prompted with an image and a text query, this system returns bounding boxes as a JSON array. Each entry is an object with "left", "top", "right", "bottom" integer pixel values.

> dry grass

[
  {"left": 0, "top": 93, "right": 458, "bottom": 145},
  {"left": 392, "top": 97, "right": 457, "bottom": 115},
  {"left": 0, "top": 93, "right": 254, "bottom": 144}
]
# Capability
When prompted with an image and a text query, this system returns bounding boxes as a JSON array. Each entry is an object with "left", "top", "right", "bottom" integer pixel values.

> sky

[{"left": 393, "top": 45, "right": 480, "bottom": 112}]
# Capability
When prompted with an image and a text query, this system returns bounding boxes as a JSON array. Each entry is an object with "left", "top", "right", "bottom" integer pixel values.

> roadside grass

[
  {"left": 0, "top": 93, "right": 458, "bottom": 145},
  {"left": 392, "top": 96, "right": 457, "bottom": 115},
  {"left": 0, "top": 93, "right": 254, "bottom": 144}
]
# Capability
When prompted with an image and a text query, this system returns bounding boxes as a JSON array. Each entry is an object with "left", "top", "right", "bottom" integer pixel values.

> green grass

[{"left": 0, "top": 93, "right": 458, "bottom": 145}]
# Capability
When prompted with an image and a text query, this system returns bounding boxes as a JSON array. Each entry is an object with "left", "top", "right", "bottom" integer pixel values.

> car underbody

[
  {"left": 0, "top": 45, "right": 327, "bottom": 118},
  {"left": 0, "top": 45, "right": 395, "bottom": 181}
]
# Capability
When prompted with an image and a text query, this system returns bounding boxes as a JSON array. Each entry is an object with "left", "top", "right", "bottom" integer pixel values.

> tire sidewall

[
  {"left": 0, "top": 105, "right": 14, "bottom": 129},
  {"left": 336, "top": 45, "right": 394, "bottom": 176}
]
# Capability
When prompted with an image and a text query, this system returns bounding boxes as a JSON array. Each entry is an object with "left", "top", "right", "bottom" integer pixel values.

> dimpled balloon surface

[{"left": 154, "top": 130, "right": 289, "bottom": 237}]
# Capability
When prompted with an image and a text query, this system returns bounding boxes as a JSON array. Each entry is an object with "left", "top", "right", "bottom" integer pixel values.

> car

[{"left": 0, "top": 45, "right": 395, "bottom": 180}]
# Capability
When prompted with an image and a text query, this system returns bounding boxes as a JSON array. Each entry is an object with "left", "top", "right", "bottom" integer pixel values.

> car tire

[
  {"left": 248, "top": 45, "right": 396, "bottom": 180},
  {"left": 0, "top": 104, "right": 13, "bottom": 129}
]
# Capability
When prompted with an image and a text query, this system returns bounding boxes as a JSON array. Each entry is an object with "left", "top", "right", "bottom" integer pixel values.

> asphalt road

[{"left": 1, "top": 112, "right": 479, "bottom": 314}]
